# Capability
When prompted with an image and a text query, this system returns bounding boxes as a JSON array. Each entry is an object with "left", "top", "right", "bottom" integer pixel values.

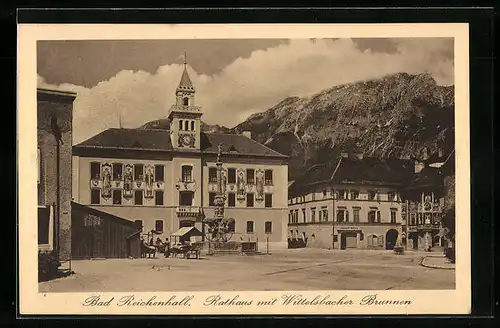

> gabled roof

[
  {"left": 290, "top": 156, "right": 414, "bottom": 193},
  {"left": 73, "top": 128, "right": 287, "bottom": 158}
]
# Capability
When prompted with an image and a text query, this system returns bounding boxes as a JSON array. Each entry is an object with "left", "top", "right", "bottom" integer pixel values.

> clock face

[{"left": 179, "top": 133, "right": 195, "bottom": 147}]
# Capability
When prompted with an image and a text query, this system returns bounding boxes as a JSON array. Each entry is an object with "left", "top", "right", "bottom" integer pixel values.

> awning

[{"left": 171, "top": 226, "right": 204, "bottom": 237}]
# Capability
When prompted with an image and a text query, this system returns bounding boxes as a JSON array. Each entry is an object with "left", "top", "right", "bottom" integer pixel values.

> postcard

[{"left": 18, "top": 22, "right": 470, "bottom": 315}]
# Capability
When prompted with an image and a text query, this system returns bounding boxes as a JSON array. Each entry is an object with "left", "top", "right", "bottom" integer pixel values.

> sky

[{"left": 37, "top": 38, "right": 454, "bottom": 145}]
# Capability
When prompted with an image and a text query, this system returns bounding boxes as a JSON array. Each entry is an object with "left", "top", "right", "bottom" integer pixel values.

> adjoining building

[
  {"left": 400, "top": 147, "right": 454, "bottom": 251},
  {"left": 71, "top": 58, "right": 289, "bottom": 253},
  {"left": 288, "top": 147, "right": 413, "bottom": 250},
  {"left": 37, "top": 88, "right": 76, "bottom": 261}
]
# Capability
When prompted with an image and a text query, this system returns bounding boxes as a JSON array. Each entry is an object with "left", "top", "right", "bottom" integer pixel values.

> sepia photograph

[{"left": 18, "top": 23, "right": 470, "bottom": 315}]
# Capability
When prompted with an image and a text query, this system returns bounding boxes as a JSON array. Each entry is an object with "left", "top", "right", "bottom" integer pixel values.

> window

[
  {"left": 90, "top": 162, "right": 101, "bottom": 179},
  {"left": 338, "top": 189, "right": 346, "bottom": 200},
  {"left": 112, "top": 163, "right": 123, "bottom": 180},
  {"left": 264, "top": 170, "right": 273, "bottom": 185},
  {"left": 37, "top": 148, "right": 41, "bottom": 184},
  {"left": 390, "top": 209, "right": 397, "bottom": 224},
  {"left": 227, "top": 168, "right": 236, "bottom": 184},
  {"left": 112, "top": 190, "right": 122, "bottom": 205},
  {"left": 179, "top": 120, "right": 183, "bottom": 131},
  {"left": 353, "top": 208, "right": 360, "bottom": 223},
  {"left": 368, "top": 190, "right": 376, "bottom": 200},
  {"left": 311, "top": 192, "right": 316, "bottom": 201},
  {"left": 410, "top": 213, "right": 416, "bottom": 225},
  {"left": 38, "top": 207, "right": 50, "bottom": 244},
  {"left": 208, "top": 167, "right": 217, "bottom": 183},
  {"left": 179, "top": 191, "right": 193, "bottom": 206},
  {"left": 295, "top": 210, "right": 299, "bottom": 224},
  {"left": 208, "top": 192, "right": 216, "bottom": 206},
  {"left": 302, "top": 208, "right": 306, "bottom": 223},
  {"left": 337, "top": 209, "right": 346, "bottom": 222},
  {"left": 264, "top": 193, "right": 273, "bottom": 208},
  {"left": 246, "top": 169, "right": 255, "bottom": 184},
  {"left": 183, "top": 97, "right": 189, "bottom": 106},
  {"left": 246, "top": 193, "right": 254, "bottom": 207},
  {"left": 181, "top": 165, "right": 193, "bottom": 182},
  {"left": 311, "top": 208, "right": 316, "bottom": 223},
  {"left": 228, "top": 220, "right": 235, "bottom": 232},
  {"left": 134, "top": 220, "right": 143, "bottom": 231},
  {"left": 155, "top": 165, "right": 164, "bottom": 182},
  {"left": 289, "top": 211, "right": 293, "bottom": 224},
  {"left": 134, "top": 164, "right": 144, "bottom": 180},
  {"left": 321, "top": 206, "right": 328, "bottom": 222},
  {"left": 228, "top": 193, "right": 236, "bottom": 207},
  {"left": 91, "top": 189, "right": 100, "bottom": 204},
  {"left": 246, "top": 221, "right": 254, "bottom": 233},
  {"left": 155, "top": 220, "right": 164, "bottom": 233},
  {"left": 155, "top": 190, "right": 164, "bottom": 206},
  {"left": 265, "top": 221, "right": 272, "bottom": 234},
  {"left": 350, "top": 190, "right": 359, "bottom": 200},
  {"left": 377, "top": 211, "right": 381, "bottom": 223},
  {"left": 388, "top": 191, "right": 396, "bottom": 201},
  {"left": 134, "top": 190, "right": 143, "bottom": 205},
  {"left": 190, "top": 121, "right": 195, "bottom": 131},
  {"left": 184, "top": 121, "right": 189, "bottom": 131},
  {"left": 368, "top": 210, "right": 375, "bottom": 223}
]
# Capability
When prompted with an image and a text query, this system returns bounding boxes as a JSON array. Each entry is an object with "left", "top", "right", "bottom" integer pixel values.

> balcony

[
  {"left": 169, "top": 104, "right": 202, "bottom": 115},
  {"left": 176, "top": 206, "right": 202, "bottom": 218}
]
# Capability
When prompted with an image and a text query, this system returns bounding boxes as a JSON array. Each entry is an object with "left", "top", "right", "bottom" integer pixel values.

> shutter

[{"left": 346, "top": 211, "right": 350, "bottom": 222}]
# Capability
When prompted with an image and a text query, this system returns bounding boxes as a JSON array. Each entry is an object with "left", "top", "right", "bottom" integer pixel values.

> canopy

[{"left": 171, "top": 226, "right": 204, "bottom": 237}]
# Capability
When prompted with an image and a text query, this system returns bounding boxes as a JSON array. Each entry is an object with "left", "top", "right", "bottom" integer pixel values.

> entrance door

[
  {"left": 340, "top": 234, "right": 347, "bottom": 250},
  {"left": 385, "top": 229, "right": 399, "bottom": 250},
  {"left": 345, "top": 233, "right": 357, "bottom": 248}
]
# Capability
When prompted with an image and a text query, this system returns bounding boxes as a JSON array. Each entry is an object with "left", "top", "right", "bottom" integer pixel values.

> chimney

[{"left": 242, "top": 131, "right": 252, "bottom": 139}]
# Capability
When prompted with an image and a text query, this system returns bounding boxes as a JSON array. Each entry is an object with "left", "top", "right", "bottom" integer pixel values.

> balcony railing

[{"left": 176, "top": 206, "right": 201, "bottom": 218}]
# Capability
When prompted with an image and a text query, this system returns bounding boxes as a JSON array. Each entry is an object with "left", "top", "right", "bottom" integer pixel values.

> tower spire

[{"left": 177, "top": 51, "right": 195, "bottom": 93}]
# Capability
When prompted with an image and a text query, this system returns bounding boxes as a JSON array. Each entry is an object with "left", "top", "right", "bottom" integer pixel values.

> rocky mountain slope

[{"left": 140, "top": 73, "right": 454, "bottom": 180}]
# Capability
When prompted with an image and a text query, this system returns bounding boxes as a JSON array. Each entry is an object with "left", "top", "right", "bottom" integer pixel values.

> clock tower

[{"left": 169, "top": 52, "right": 202, "bottom": 150}]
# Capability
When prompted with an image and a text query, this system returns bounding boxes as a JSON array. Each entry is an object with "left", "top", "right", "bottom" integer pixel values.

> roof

[
  {"left": 291, "top": 156, "right": 414, "bottom": 193},
  {"left": 37, "top": 88, "right": 77, "bottom": 104},
  {"left": 177, "top": 66, "right": 195, "bottom": 92},
  {"left": 71, "top": 201, "right": 136, "bottom": 227},
  {"left": 404, "top": 166, "right": 443, "bottom": 190},
  {"left": 171, "top": 226, "right": 204, "bottom": 237},
  {"left": 73, "top": 128, "right": 287, "bottom": 158}
]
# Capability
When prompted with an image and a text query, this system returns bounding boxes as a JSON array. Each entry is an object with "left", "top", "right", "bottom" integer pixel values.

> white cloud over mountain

[{"left": 37, "top": 38, "right": 454, "bottom": 145}]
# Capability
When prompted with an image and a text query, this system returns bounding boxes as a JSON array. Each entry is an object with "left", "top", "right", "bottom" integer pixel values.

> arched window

[
  {"left": 179, "top": 119, "right": 183, "bottom": 131},
  {"left": 184, "top": 120, "right": 189, "bottom": 131},
  {"left": 190, "top": 120, "right": 195, "bottom": 131},
  {"left": 183, "top": 97, "right": 189, "bottom": 106}
]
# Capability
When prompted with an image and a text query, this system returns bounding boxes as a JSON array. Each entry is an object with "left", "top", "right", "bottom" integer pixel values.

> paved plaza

[{"left": 39, "top": 248, "right": 455, "bottom": 292}]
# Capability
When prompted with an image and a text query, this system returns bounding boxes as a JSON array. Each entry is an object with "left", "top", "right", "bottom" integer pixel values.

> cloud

[{"left": 38, "top": 38, "right": 454, "bottom": 145}]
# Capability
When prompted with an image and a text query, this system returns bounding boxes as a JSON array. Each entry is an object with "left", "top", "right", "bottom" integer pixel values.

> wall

[
  {"left": 290, "top": 222, "right": 401, "bottom": 250},
  {"left": 289, "top": 183, "right": 403, "bottom": 225},
  {"left": 37, "top": 90, "right": 75, "bottom": 260}
]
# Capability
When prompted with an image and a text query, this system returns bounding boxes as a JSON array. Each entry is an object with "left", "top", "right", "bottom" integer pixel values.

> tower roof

[{"left": 176, "top": 52, "right": 195, "bottom": 93}]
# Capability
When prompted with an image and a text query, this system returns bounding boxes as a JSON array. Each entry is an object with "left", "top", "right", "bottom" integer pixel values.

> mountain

[{"left": 139, "top": 73, "right": 454, "bottom": 180}]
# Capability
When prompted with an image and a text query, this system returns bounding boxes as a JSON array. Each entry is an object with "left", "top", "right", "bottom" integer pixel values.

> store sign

[{"left": 339, "top": 226, "right": 360, "bottom": 230}]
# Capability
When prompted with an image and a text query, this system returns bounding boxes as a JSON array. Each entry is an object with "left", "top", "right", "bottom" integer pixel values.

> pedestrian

[{"left": 164, "top": 238, "right": 171, "bottom": 258}]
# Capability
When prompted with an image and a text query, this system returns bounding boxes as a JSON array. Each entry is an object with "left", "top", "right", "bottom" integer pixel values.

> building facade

[
  {"left": 72, "top": 61, "right": 289, "bottom": 251},
  {"left": 400, "top": 148, "right": 452, "bottom": 251},
  {"left": 37, "top": 88, "right": 76, "bottom": 261},
  {"left": 288, "top": 150, "right": 413, "bottom": 250}
]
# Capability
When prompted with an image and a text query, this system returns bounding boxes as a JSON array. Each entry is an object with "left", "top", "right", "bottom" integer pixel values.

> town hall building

[{"left": 71, "top": 58, "right": 289, "bottom": 253}]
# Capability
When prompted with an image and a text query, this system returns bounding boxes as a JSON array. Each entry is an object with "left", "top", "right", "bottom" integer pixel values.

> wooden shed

[{"left": 71, "top": 202, "right": 140, "bottom": 259}]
